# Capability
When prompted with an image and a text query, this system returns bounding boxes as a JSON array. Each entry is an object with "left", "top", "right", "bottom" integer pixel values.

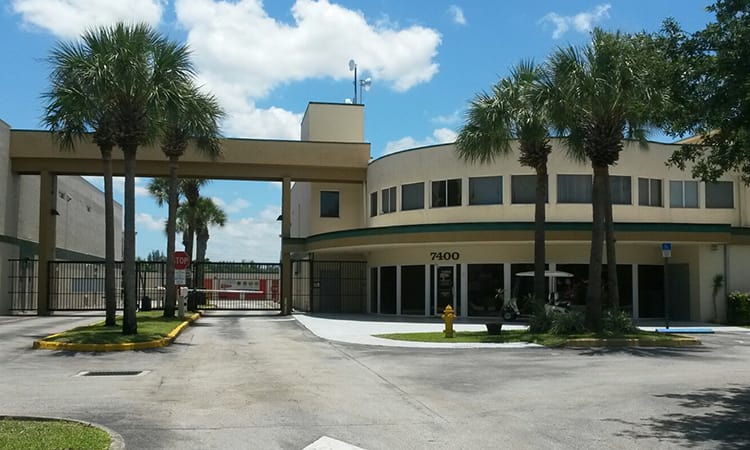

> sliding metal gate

[{"left": 191, "top": 261, "right": 281, "bottom": 311}]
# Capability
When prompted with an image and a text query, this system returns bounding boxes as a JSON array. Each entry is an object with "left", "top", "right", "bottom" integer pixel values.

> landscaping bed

[
  {"left": 33, "top": 311, "right": 197, "bottom": 350},
  {"left": 375, "top": 330, "right": 700, "bottom": 347}
]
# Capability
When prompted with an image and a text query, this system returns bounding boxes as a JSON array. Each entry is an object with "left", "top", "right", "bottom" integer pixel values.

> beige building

[
  {"left": 0, "top": 119, "right": 123, "bottom": 314},
  {"left": 291, "top": 104, "right": 750, "bottom": 322}
]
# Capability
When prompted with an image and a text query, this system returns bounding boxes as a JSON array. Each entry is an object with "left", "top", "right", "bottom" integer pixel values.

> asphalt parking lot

[{"left": 1, "top": 312, "right": 749, "bottom": 449}]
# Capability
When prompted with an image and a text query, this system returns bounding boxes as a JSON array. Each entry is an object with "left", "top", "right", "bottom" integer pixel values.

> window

[
  {"left": 511, "top": 175, "right": 548, "bottom": 204},
  {"left": 557, "top": 174, "right": 592, "bottom": 204},
  {"left": 638, "top": 178, "right": 662, "bottom": 207},
  {"left": 370, "top": 192, "right": 377, "bottom": 217},
  {"left": 320, "top": 191, "right": 339, "bottom": 217},
  {"left": 381, "top": 186, "right": 396, "bottom": 214},
  {"left": 670, "top": 180, "right": 699, "bottom": 208},
  {"left": 431, "top": 179, "right": 462, "bottom": 207},
  {"left": 469, "top": 176, "right": 502, "bottom": 205},
  {"left": 706, "top": 181, "right": 734, "bottom": 208},
  {"left": 610, "top": 175, "right": 632, "bottom": 205},
  {"left": 401, "top": 182, "right": 424, "bottom": 211}
]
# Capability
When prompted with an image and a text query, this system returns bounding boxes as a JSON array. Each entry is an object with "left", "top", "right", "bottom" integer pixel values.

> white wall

[{"left": 15, "top": 175, "right": 123, "bottom": 259}]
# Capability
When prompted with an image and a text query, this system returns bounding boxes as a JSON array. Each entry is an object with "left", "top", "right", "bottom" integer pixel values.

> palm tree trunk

[
  {"left": 164, "top": 157, "right": 178, "bottom": 318},
  {"left": 102, "top": 148, "right": 117, "bottom": 326},
  {"left": 122, "top": 147, "right": 138, "bottom": 335},
  {"left": 602, "top": 167, "right": 620, "bottom": 309},
  {"left": 196, "top": 228, "right": 209, "bottom": 263},
  {"left": 587, "top": 164, "right": 607, "bottom": 331},
  {"left": 533, "top": 165, "right": 547, "bottom": 304}
]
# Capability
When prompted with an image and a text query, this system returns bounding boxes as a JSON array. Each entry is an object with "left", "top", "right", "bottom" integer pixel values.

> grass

[
  {"left": 41, "top": 310, "right": 186, "bottom": 345},
  {"left": 0, "top": 418, "right": 110, "bottom": 450},
  {"left": 375, "top": 329, "right": 694, "bottom": 347}
]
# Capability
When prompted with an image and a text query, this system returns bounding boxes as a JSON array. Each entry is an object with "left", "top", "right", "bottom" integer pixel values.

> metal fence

[
  {"left": 191, "top": 261, "right": 281, "bottom": 310},
  {"left": 8, "top": 259, "right": 38, "bottom": 311},
  {"left": 8, "top": 259, "right": 365, "bottom": 313},
  {"left": 292, "top": 261, "right": 367, "bottom": 313},
  {"left": 8, "top": 259, "right": 167, "bottom": 312}
]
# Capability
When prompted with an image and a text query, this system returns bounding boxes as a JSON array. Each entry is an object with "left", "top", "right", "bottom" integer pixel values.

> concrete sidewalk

[
  {"left": 293, "top": 313, "right": 750, "bottom": 348},
  {"left": 293, "top": 313, "right": 539, "bottom": 348}
]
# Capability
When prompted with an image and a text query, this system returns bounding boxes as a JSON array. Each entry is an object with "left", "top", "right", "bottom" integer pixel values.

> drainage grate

[{"left": 76, "top": 370, "right": 149, "bottom": 377}]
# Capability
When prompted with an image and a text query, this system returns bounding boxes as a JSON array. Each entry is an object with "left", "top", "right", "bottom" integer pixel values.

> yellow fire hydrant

[{"left": 442, "top": 305, "right": 456, "bottom": 338}]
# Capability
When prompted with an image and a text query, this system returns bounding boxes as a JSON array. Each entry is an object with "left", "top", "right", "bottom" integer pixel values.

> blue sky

[{"left": 0, "top": 0, "right": 714, "bottom": 262}]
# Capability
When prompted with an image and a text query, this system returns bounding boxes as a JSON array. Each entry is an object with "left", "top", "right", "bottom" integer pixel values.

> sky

[{"left": 0, "top": 0, "right": 715, "bottom": 262}]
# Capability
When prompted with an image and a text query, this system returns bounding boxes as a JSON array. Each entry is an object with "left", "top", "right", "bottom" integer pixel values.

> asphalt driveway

[{"left": 1, "top": 312, "right": 749, "bottom": 449}]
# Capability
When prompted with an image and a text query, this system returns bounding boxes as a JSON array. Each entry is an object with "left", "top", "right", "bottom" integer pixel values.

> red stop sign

[{"left": 174, "top": 251, "right": 190, "bottom": 270}]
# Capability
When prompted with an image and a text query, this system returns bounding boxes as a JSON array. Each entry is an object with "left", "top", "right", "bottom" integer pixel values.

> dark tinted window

[
  {"left": 320, "top": 191, "right": 339, "bottom": 217},
  {"left": 402, "top": 182, "right": 424, "bottom": 210},
  {"left": 469, "top": 176, "right": 502, "bottom": 205}
]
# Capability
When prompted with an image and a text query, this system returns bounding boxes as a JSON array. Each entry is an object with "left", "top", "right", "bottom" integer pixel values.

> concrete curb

[
  {"left": 32, "top": 312, "right": 201, "bottom": 352},
  {"left": 0, "top": 415, "right": 125, "bottom": 450},
  {"left": 564, "top": 336, "right": 701, "bottom": 348}
]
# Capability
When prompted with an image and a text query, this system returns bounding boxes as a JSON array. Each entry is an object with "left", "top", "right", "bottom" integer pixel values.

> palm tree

[
  {"left": 42, "top": 34, "right": 119, "bottom": 326},
  {"left": 456, "top": 61, "right": 554, "bottom": 306},
  {"left": 159, "top": 88, "right": 223, "bottom": 318},
  {"left": 176, "top": 197, "right": 227, "bottom": 295},
  {"left": 148, "top": 177, "right": 217, "bottom": 315},
  {"left": 544, "top": 29, "right": 666, "bottom": 329},
  {"left": 49, "top": 22, "right": 196, "bottom": 334}
]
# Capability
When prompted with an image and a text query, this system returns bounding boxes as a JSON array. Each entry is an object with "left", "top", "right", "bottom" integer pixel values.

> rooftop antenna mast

[{"left": 348, "top": 59, "right": 358, "bottom": 104}]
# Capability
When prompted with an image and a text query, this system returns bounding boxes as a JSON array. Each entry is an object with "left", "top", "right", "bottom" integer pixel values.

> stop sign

[{"left": 174, "top": 251, "right": 190, "bottom": 270}]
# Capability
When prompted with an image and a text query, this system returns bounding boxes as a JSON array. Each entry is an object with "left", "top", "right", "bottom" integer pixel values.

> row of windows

[{"left": 367, "top": 175, "right": 734, "bottom": 217}]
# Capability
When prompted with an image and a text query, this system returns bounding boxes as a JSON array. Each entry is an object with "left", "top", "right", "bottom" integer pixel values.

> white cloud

[
  {"left": 431, "top": 109, "right": 463, "bottom": 126},
  {"left": 382, "top": 128, "right": 457, "bottom": 156},
  {"left": 204, "top": 205, "right": 281, "bottom": 262},
  {"left": 212, "top": 197, "right": 250, "bottom": 214},
  {"left": 540, "top": 4, "right": 611, "bottom": 39},
  {"left": 448, "top": 5, "right": 466, "bottom": 25},
  {"left": 176, "top": 0, "right": 441, "bottom": 138},
  {"left": 136, "top": 212, "right": 166, "bottom": 231},
  {"left": 82, "top": 176, "right": 150, "bottom": 197},
  {"left": 11, "top": 0, "right": 163, "bottom": 39}
]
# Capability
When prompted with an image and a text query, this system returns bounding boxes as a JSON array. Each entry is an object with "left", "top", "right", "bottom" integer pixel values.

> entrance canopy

[{"left": 9, "top": 130, "right": 369, "bottom": 182}]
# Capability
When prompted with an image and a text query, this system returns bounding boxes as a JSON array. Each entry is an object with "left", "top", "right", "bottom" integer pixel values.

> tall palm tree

[
  {"left": 456, "top": 61, "right": 554, "bottom": 305},
  {"left": 42, "top": 34, "right": 119, "bottom": 327},
  {"left": 159, "top": 88, "right": 223, "bottom": 318},
  {"left": 176, "top": 197, "right": 227, "bottom": 294},
  {"left": 544, "top": 29, "right": 666, "bottom": 329},
  {"left": 50, "top": 22, "right": 196, "bottom": 334}
]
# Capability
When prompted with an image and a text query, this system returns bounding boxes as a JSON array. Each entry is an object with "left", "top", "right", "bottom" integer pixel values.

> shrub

[
  {"left": 727, "top": 291, "right": 750, "bottom": 325},
  {"left": 602, "top": 309, "right": 637, "bottom": 334},
  {"left": 549, "top": 310, "right": 587, "bottom": 335},
  {"left": 528, "top": 298, "right": 551, "bottom": 333}
]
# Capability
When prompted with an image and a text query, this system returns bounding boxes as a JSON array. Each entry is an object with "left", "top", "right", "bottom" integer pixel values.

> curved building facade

[{"left": 290, "top": 105, "right": 749, "bottom": 322}]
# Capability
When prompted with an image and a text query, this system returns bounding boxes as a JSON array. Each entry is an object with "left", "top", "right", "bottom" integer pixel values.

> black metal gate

[
  {"left": 292, "top": 260, "right": 366, "bottom": 313},
  {"left": 191, "top": 261, "right": 281, "bottom": 311},
  {"left": 8, "top": 259, "right": 282, "bottom": 312}
]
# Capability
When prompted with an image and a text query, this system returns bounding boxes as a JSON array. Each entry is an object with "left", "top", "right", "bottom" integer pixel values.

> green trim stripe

[{"left": 306, "top": 222, "right": 736, "bottom": 244}]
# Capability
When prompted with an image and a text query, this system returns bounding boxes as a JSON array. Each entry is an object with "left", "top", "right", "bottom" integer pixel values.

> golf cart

[{"left": 502, "top": 270, "right": 575, "bottom": 321}]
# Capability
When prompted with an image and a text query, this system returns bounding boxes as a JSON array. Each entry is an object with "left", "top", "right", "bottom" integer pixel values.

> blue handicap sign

[{"left": 661, "top": 243, "right": 672, "bottom": 251}]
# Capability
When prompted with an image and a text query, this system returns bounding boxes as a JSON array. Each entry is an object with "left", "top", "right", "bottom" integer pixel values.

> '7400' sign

[{"left": 430, "top": 251, "right": 460, "bottom": 261}]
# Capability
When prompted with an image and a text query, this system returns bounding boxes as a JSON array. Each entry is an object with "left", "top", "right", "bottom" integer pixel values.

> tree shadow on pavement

[
  {"left": 607, "top": 384, "right": 750, "bottom": 449},
  {"left": 576, "top": 346, "right": 711, "bottom": 358}
]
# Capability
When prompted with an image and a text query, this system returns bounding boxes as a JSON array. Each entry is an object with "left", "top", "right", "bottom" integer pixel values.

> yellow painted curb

[
  {"left": 32, "top": 312, "right": 202, "bottom": 352},
  {"left": 564, "top": 336, "right": 701, "bottom": 348}
]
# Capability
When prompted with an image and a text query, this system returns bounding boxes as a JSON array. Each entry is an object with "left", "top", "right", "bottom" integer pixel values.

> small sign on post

[
  {"left": 662, "top": 243, "right": 671, "bottom": 329},
  {"left": 174, "top": 251, "right": 190, "bottom": 287}
]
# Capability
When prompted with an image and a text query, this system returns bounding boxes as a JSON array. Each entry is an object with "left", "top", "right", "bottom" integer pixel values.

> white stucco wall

[{"left": 16, "top": 175, "right": 123, "bottom": 259}]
